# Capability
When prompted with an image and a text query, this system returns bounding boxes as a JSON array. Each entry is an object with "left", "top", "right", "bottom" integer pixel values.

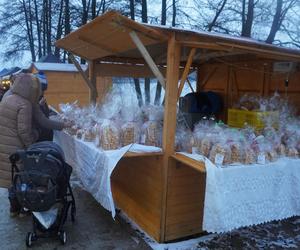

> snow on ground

[{"left": 119, "top": 210, "right": 300, "bottom": 250}]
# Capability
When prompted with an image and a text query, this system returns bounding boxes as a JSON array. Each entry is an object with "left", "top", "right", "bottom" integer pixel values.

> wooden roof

[{"left": 56, "top": 11, "right": 300, "bottom": 63}]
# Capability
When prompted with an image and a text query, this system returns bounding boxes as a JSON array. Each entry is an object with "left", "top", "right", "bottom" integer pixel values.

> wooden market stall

[
  {"left": 29, "top": 62, "right": 112, "bottom": 109},
  {"left": 55, "top": 11, "right": 300, "bottom": 242}
]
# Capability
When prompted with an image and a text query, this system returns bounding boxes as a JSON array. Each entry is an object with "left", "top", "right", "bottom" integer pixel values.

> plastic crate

[{"left": 227, "top": 109, "right": 279, "bottom": 129}]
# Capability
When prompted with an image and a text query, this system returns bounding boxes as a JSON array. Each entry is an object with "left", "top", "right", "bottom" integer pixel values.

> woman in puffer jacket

[{"left": 0, "top": 74, "right": 43, "bottom": 215}]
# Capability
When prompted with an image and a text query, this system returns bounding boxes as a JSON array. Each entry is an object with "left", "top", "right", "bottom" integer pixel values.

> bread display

[
  {"left": 121, "top": 122, "right": 139, "bottom": 146},
  {"left": 99, "top": 121, "right": 120, "bottom": 150}
]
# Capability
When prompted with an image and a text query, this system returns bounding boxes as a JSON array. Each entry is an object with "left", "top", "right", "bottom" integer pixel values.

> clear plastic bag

[
  {"left": 209, "top": 142, "right": 232, "bottom": 166},
  {"left": 140, "top": 105, "right": 164, "bottom": 147},
  {"left": 121, "top": 122, "right": 140, "bottom": 146},
  {"left": 175, "top": 127, "right": 194, "bottom": 153},
  {"left": 244, "top": 146, "right": 256, "bottom": 165},
  {"left": 99, "top": 119, "right": 120, "bottom": 150}
]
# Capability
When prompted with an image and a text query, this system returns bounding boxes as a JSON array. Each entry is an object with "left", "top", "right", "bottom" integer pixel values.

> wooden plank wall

[
  {"left": 198, "top": 61, "right": 300, "bottom": 120},
  {"left": 164, "top": 159, "right": 206, "bottom": 242},
  {"left": 111, "top": 155, "right": 163, "bottom": 242},
  {"left": 43, "top": 71, "right": 112, "bottom": 109}
]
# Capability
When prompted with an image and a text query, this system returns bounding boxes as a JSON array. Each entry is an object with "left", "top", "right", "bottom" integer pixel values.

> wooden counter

[{"left": 171, "top": 153, "right": 206, "bottom": 173}]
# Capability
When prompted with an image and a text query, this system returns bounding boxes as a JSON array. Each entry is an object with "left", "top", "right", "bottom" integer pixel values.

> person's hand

[
  {"left": 63, "top": 120, "right": 74, "bottom": 128},
  {"left": 39, "top": 96, "right": 46, "bottom": 106}
]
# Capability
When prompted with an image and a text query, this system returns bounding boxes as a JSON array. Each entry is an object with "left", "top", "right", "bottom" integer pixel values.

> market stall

[{"left": 55, "top": 11, "right": 300, "bottom": 242}]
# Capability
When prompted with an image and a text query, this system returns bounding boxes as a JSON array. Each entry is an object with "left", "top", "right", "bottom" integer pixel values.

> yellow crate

[{"left": 227, "top": 109, "right": 279, "bottom": 129}]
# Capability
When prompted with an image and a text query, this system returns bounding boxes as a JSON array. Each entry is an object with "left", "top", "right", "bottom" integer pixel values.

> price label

[
  {"left": 257, "top": 153, "right": 266, "bottom": 164},
  {"left": 215, "top": 153, "right": 224, "bottom": 165}
]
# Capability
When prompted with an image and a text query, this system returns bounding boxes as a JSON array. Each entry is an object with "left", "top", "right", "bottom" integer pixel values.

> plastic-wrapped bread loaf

[
  {"left": 244, "top": 147, "right": 256, "bottom": 164},
  {"left": 65, "top": 125, "right": 78, "bottom": 136},
  {"left": 142, "top": 120, "right": 159, "bottom": 147},
  {"left": 99, "top": 120, "right": 120, "bottom": 150},
  {"left": 83, "top": 128, "right": 96, "bottom": 142},
  {"left": 230, "top": 142, "right": 242, "bottom": 163},
  {"left": 76, "top": 129, "right": 84, "bottom": 139},
  {"left": 286, "top": 147, "right": 299, "bottom": 158},
  {"left": 276, "top": 144, "right": 286, "bottom": 157},
  {"left": 266, "top": 150, "right": 278, "bottom": 162},
  {"left": 121, "top": 122, "right": 139, "bottom": 146},
  {"left": 209, "top": 143, "right": 231, "bottom": 165},
  {"left": 200, "top": 138, "right": 212, "bottom": 157}
]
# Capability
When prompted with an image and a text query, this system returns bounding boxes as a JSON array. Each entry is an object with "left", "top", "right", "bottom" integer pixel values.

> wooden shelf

[
  {"left": 124, "top": 151, "right": 163, "bottom": 158},
  {"left": 171, "top": 153, "right": 206, "bottom": 173}
]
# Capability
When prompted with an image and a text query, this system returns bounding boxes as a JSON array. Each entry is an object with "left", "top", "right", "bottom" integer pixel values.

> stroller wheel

[
  {"left": 26, "top": 232, "right": 34, "bottom": 247},
  {"left": 58, "top": 230, "right": 67, "bottom": 245}
]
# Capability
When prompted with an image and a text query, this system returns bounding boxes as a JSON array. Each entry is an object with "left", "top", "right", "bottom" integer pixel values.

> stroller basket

[{"left": 14, "top": 171, "right": 57, "bottom": 212}]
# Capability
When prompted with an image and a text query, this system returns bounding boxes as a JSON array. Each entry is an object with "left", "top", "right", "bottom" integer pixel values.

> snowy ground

[
  {"left": 2, "top": 184, "right": 300, "bottom": 249},
  {"left": 151, "top": 218, "right": 300, "bottom": 250},
  {"left": 120, "top": 210, "right": 300, "bottom": 250}
]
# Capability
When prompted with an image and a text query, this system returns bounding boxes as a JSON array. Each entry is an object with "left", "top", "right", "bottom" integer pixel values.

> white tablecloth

[
  {"left": 179, "top": 153, "right": 300, "bottom": 233},
  {"left": 54, "top": 131, "right": 162, "bottom": 218}
]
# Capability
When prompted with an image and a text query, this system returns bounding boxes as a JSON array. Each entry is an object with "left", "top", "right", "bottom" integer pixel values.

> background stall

[
  {"left": 55, "top": 11, "right": 300, "bottom": 242},
  {"left": 29, "top": 62, "right": 112, "bottom": 109}
]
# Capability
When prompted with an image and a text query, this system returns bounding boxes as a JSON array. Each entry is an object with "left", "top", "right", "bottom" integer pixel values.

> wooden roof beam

[
  {"left": 217, "top": 42, "right": 300, "bottom": 61},
  {"left": 129, "top": 31, "right": 166, "bottom": 89},
  {"left": 112, "top": 14, "right": 168, "bottom": 42},
  {"left": 78, "top": 35, "right": 119, "bottom": 54},
  {"left": 68, "top": 53, "right": 98, "bottom": 103},
  {"left": 180, "top": 41, "right": 232, "bottom": 51}
]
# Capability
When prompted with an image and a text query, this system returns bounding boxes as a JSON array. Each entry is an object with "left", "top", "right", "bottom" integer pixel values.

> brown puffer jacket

[{"left": 0, "top": 74, "right": 40, "bottom": 188}]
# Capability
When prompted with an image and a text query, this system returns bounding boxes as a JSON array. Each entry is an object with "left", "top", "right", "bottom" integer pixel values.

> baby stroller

[{"left": 9, "top": 141, "right": 76, "bottom": 247}]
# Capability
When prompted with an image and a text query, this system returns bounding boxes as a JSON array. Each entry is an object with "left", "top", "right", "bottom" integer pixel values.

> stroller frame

[{"left": 10, "top": 148, "right": 76, "bottom": 247}]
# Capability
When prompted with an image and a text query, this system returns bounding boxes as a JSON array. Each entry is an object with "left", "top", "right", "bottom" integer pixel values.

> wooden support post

[
  {"left": 177, "top": 48, "right": 196, "bottom": 99},
  {"left": 69, "top": 53, "right": 98, "bottom": 104},
  {"left": 160, "top": 34, "right": 181, "bottom": 242},
  {"left": 89, "top": 60, "right": 98, "bottom": 104},
  {"left": 129, "top": 31, "right": 166, "bottom": 89}
]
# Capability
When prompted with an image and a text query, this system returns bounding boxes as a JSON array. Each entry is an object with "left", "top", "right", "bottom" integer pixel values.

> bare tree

[
  {"left": 207, "top": 0, "right": 228, "bottom": 31},
  {"left": 154, "top": 0, "right": 166, "bottom": 105},
  {"left": 241, "top": 0, "right": 254, "bottom": 37},
  {"left": 265, "top": 0, "right": 297, "bottom": 44},
  {"left": 172, "top": 0, "right": 176, "bottom": 26},
  {"left": 129, "top": 0, "right": 143, "bottom": 106}
]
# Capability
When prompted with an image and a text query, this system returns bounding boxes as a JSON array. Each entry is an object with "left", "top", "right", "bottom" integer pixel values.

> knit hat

[{"left": 35, "top": 71, "right": 48, "bottom": 91}]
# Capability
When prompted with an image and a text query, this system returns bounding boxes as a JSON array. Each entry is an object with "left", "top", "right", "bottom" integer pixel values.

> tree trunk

[
  {"left": 141, "top": 0, "right": 150, "bottom": 104},
  {"left": 241, "top": 0, "right": 254, "bottom": 37},
  {"left": 22, "top": 0, "right": 36, "bottom": 62},
  {"left": 154, "top": 0, "right": 167, "bottom": 105},
  {"left": 207, "top": 0, "right": 227, "bottom": 31},
  {"left": 144, "top": 78, "right": 150, "bottom": 105},
  {"left": 141, "top": 0, "right": 147, "bottom": 23},
  {"left": 91, "top": 0, "right": 96, "bottom": 19},
  {"left": 172, "top": 0, "right": 176, "bottom": 27},
  {"left": 81, "top": 0, "right": 88, "bottom": 25},
  {"left": 47, "top": 0, "right": 52, "bottom": 54},
  {"left": 130, "top": 0, "right": 135, "bottom": 20},
  {"left": 130, "top": 0, "right": 143, "bottom": 106},
  {"left": 134, "top": 78, "right": 143, "bottom": 107},
  {"left": 42, "top": 0, "right": 46, "bottom": 55},
  {"left": 265, "top": 0, "right": 283, "bottom": 44},
  {"left": 33, "top": 0, "right": 42, "bottom": 59},
  {"left": 54, "top": 0, "right": 64, "bottom": 58},
  {"left": 154, "top": 80, "right": 162, "bottom": 105}
]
